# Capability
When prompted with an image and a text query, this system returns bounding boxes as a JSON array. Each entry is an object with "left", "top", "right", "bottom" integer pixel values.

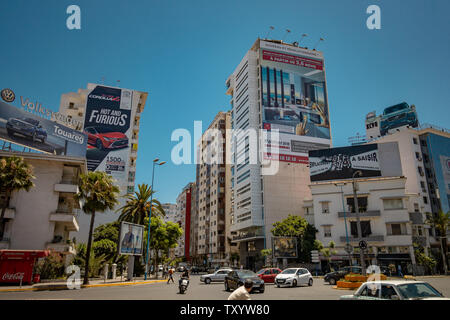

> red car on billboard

[
  {"left": 84, "top": 126, "right": 128, "bottom": 150},
  {"left": 257, "top": 268, "right": 282, "bottom": 283}
]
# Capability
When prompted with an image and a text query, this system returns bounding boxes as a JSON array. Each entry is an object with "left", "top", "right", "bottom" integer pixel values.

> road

[{"left": 1, "top": 275, "right": 450, "bottom": 300}]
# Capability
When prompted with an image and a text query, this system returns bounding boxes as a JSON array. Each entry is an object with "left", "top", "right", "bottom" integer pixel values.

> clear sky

[{"left": 1, "top": 0, "right": 449, "bottom": 204}]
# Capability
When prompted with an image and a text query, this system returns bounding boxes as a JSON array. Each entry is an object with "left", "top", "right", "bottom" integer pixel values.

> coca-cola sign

[{"left": 2, "top": 272, "right": 25, "bottom": 281}]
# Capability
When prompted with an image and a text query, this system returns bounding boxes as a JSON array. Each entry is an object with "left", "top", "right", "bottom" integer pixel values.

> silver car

[
  {"left": 200, "top": 268, "right": 233, "bottom": 284},
  {"left": 275, "top": 268, "right": 313, "bottom": 288}
]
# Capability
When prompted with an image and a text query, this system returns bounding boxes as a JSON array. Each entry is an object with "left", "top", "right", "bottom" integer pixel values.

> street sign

[
  {"left": 344, "top": 243, "right": 353, "bottom": 254},
  {"left": 311, "top": 250, "right": 320, "bottom": 263},
  {"left": 359, "top": 240, "right": 368, "bottom": 250}
]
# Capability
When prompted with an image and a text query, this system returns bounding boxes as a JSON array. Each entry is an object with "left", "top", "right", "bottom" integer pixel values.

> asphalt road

[{"left": 1, "top": 275, "right": 450, "bottom": 300}]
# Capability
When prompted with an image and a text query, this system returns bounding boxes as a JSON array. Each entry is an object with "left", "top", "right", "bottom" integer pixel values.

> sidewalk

[{"left": 0, "top": 275, "right": 167, "bottom": 292}]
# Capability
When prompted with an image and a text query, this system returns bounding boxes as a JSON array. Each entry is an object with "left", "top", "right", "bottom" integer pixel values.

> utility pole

[{"left": 352, "top": 171, "right": 366, "bottom": 275}]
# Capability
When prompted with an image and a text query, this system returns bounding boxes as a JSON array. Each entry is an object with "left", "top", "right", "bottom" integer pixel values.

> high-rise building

[
  {"left": 162, "top": 203, "right": 177, "bottom": 224},
  {"left": 196, "top": 112, "right": 229, "bottom": 267},
  {"left": 175, "top": 182, "right": 194, "bottom": 260},
  {"left": 58, "top": 83, "right": 147, "bottom": 242},
  {"left": 226, "top": 39, "right": 332, "bottom": 269}
]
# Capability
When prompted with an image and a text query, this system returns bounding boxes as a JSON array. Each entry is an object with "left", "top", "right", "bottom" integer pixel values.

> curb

[{"left": 0, "top": 279, "right": 167, "bottom": 293}]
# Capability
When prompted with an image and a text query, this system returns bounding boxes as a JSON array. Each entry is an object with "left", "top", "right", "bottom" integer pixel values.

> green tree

[
  {"left": 426, "top": 210, "right": 449, "bottom": 273},
  {"left": 76, "top": 171, "right": 119, "bottom": 284},
  {"left": 271, "top": 214, "right": 318, "bottom": 262},
  {"left": 261, "top": 249, "right": 273, "bottom": 267},
  {"left": 320, "top": 241, "right": 337, "bottom": 272},
  {"left": 71, "top": 243, "right": 108, "bottom": 278},
  {"left": 118, "top": 184, "right": 165, "bottom": 225},
  {"left": 0, "top": 156, "right": 35, "bottom": 238},
  {"left": 414, "top": 244, "right": 437, "bottom": 275}
]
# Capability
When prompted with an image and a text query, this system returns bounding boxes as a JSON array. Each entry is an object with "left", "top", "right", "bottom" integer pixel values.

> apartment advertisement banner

[
  {"left": 118, "top": 221, "right": 144, "bottom": 256},
  {"left": 259, "top": 40, "right": 331, "bottom": 158},
  {"left": 272, "top": 237, "right": 297, "bottom": 258},
  {"left": 0, "top": 100, "right": 87, "bottom": 157},
  {"left": 309, "top": 144, "right": 381, "bottom": 182},
  {"left": 83, "top": 85, "right": 132, "bottom": 179}
]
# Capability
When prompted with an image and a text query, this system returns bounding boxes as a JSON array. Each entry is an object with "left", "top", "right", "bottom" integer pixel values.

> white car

[
  {"left": 340, "top": 280, "right": 450, "bottom": 300},
  {"left": 275, "top": 268, "right": 313, "bottom": 288},
  {"left": 200, "top": 268, "right": 233, "bottom": 284}
]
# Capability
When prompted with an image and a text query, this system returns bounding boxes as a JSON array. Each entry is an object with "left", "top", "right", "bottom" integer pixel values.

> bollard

[
  {"left": 111, "top": 264, "right": 117, "bottom": 280},
  {"left": 104, "top": 263, "right": 109, "bottom": 283}
]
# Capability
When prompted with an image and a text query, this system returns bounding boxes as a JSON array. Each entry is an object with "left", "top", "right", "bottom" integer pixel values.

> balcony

[
  {"left": 231, "top": 229, "right": 265, "bottom": 243},
  {"left": 54, "top": 180, "right": 79, "bottom": 193},
  {"left": 338, "top": 210, "right": 381, "bottom": 218},
  {"left": 46, "top": 242, "right": 76, "bottom": 255},
  {"left": 340, "top": 235, "right": 384, "bottom": 243},
  {"left": 50, "top": 211, "right": 79, "bottom": 232}
]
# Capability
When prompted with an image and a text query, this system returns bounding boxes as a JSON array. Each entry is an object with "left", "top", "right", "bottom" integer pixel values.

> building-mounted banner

[
  {"left": 272, "top": 237, "right": 298, "bottom": 258},
  {"left": 309, "top": 144, "right": 382, "bottom": 182},
  {"left": 83, "top": 85, "right": 132, "bottom": 179},
  {"left": 0, "top": 100, "right": 87, "bottom": 157}
]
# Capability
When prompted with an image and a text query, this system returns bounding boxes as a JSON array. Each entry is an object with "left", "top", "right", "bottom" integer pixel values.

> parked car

[
  {"left": 256, "top": 268, "right": 282, "bottom": 284},
  {"left": 324, "top": 266, "right": 363, "bottom": 285},
  {"left": 6, "top": 117, "right": 47, "bottom": 143},
  {"left": 84, "top": 126, "right": 128, "bottom": 150},
  {"left": 275, "top": 268, "right": 313, "bottom": 288},
  {"left": 200, "top": 268, "right": 233, "bottom": 284},
  {"left": 340, "top": 280, "right": 449, "bottom": 300},
  {"left": 225, "top": 269, "right": 265, "bottom": 293}
]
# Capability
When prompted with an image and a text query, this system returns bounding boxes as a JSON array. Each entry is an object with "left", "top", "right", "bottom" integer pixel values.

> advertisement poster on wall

[
  {"left": 309, "top": 144, "right": 381, "bottom": 182},
  {"left": 0, "top": 100, "right": 87, "bottom": 157},
  {"left": 259, "top": 40, "right": 331, "bottom": 165},
  {"left": 272, "top": 237, "right": 298, "bottom": 258},
  {"left": 118, "top": 221, "right": 144, "bottom": 256},
  {"left": 440, "top": 155, "right": 450, "bottom": 211},
  {"left": 83, "top": 85, "right": 132, "bottom": 180}
]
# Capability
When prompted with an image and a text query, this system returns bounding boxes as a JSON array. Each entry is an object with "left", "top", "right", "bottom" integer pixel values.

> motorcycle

[{"left": 179, "top": 277, "right": 189, "bottom": 294}]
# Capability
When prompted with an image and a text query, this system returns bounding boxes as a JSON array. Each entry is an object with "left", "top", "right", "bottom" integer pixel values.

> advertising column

[{"left": 83, "top": 85, "right": 133, "bottom": 181}]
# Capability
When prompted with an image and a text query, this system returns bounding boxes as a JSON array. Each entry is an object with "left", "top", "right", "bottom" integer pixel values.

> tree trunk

[
  {"left": 441, "top": 237, "right": 448, "bottom": 274},
  {"left": 84, "top": 211, "right": 96, "bottom": 285}
]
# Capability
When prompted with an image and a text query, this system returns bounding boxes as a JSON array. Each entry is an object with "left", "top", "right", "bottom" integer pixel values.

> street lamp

[
  {"left": 352, "top": 170, "right": 366, "bottom": 275},
  {"left": 335, "top": 182, "right": 352, "bottom": 266},
  {"left": 144, "top": 158, "right": 166, "bottom": 280}
]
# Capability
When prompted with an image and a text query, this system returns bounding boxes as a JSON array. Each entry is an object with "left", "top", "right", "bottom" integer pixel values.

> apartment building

[
  {"left": 226, "top": 39, "right": 331, "bottom": 270},
  {"left": 0, "top": 151, "right": 86, "bottom": 265},
  {"left": 58, "top": 83, "right": 147, "bottom": 242},
  {"left": 174, "top": 183, "right": 194, "bottom": 260}
]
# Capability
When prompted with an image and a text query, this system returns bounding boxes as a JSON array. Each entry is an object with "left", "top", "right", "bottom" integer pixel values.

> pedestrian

[
  {"left": 397, "top": 265, "right": 403, "bottom": 278},
  {"left": 167, "top": 267, "right": 175, "bottom": 284},
  {"left": 163, "top": 266, "right": 168, "bottom": 279},
  {"left": 228, "top": 279, "right": 253, "bottom": 300}
]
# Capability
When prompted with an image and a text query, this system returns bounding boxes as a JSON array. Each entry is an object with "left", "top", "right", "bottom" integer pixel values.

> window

[
  {"left": 346, "top": 197, "right": 368, "bottom": 213},
  {"left": 418, "top": 166, "right": 424, "bottom": 176},
  {"left": 423, "top": 196, "right": 428, "bottom": 204},
  {"left": 414, "top": 203, "right": 419, "bottom": 212},
  {"left": 383, "top": 198, "right": 403, "bottom": 210},
  {"left": 68, "top": 102, "right": 75, "bottom": 109},
  {"left": 390, "top": 224, "right": 402, "bottom": 235},
  {"left": 350, "top": 221, "right": 372, "bottom": 237},
  {"left": 381, "top": 285, "right": 398, "bottom": 300},
  {"left": 413, "top": 138, "right": 418, "bottom": 145},
  {"left": 323, "top": 226, "right": 332, "bottom": 238},
  {"left": 321, "top": 202, "right": 330, "bottom": 214},
  {"left": 420, "top": 181, "right": 426, "bottom": 192},
  {"left": 247, "top": 241, "right": 256, "bottom": 252}
]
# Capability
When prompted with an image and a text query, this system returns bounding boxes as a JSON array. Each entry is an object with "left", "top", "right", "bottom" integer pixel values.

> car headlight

[{"left": 261, "top": 279, "right": 264, "bottom": 284}]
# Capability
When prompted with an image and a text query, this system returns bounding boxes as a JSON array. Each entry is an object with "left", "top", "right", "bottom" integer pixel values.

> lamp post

[
  {"left": 335, "top": 182, "right": 352, "bottom": 266},
  {"left": 352, "top": 170, "right": 366, "bottom": 275},
  {"left": 144, "top": 158, "right": 166, "bottom": 280}
]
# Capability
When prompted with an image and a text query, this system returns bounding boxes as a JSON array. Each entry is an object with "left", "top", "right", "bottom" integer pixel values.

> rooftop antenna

[
  {"left": 282, "top": 29, "right": 291, "bottom": 42},
  {"left": 298, "top": 33, "right": 308, "bottom": 45},
  {"left": 265, "top": 26, "right": 275, "bottom": 39},
  {"left": 313, "top": 37, "right": 325, "bottom": 50}
]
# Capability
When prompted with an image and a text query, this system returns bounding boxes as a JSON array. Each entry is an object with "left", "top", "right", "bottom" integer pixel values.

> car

[
  {"left": 275, "top": 268, "right": 313, "bottom": 288},
  {"left": 379, "top": 102, "right": 418, "bottom": 136},
  {"left": 225, "top": 269, "right": 265, "bottom": 293},
  {"left": 191, "top": 266, "right": 207, "bottom": 274},
  {"left": 340, "top": 280, "right": 450, "bottom": 300},
  {"left": 6, "top": 117, "right": 47, "bottom": 143},
  {"left": 200, "top": 268, "right": 233, "bottom": 284},
  {"left": 324, "top": 266, "right": 363, "bottom": 285},
  {"left": 256, "top": 268, "right": 282, "bottom": 284},
  {"left": 84, "top": 126, "right": 128, "bottom": 150}
]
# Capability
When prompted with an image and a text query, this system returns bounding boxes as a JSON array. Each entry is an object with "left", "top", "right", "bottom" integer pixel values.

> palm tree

[
  {"left": 0, "top": 156, "right": 35, "bottom": 239},
  {"left": 117, "top": 184, "right": 165, "bottom": 225},
  {"left": 76, "top": 171, "right": 119, "bottom": 285},
  {"left": 426, "top": 210, "right": 450, "bottom": 274}
]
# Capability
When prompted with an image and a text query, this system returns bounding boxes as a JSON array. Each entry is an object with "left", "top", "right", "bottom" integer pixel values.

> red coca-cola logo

[{"left": 2, "top": 272, "right": 25, "bottom": 281}]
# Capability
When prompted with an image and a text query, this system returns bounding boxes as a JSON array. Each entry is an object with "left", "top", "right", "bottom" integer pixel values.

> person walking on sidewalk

[
  {"left": 227, "top": 279, "right": 253, "bottom": 300},
  {"left": 167, "top": 267, "right": 175, "bottom": 284}
]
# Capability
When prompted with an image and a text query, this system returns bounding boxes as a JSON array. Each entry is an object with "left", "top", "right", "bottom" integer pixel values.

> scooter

[{"left": 179, "top": 277, "right": 189, "bottom": 294}]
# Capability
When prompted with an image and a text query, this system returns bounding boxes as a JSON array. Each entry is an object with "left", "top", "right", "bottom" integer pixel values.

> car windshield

[
  {"left": 384, "top": 103, "right": 408, "bottom": 115},
  {"left": 281, "top": 269, "right": 296, "bottom": 275},
  {"left": 396, "top": 283, "right": 442, "bottom": 299},
  {"left": 237, "top": 270, "right": 256, "bottom": 278},
  {"left": 257, "top": 269, "right": 265, "bottom": 275}
]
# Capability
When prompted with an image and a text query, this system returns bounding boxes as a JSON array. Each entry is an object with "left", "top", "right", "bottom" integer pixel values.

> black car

[
  {"left": 324, "top": 266, "right": 363, "bottom": 285},
  {"left": 224, "top": 269, "right": 265, "bottom": 293}
]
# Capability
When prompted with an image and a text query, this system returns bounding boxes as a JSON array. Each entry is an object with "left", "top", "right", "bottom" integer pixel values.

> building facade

[
  {"left": 174, "top": 183, "right": 194, "bottom": 260},
  {"left": 0, "top": 151, "right": 86, "bottom": 265},
  {"left": 58, "top": 83, "right": 147, "bottom": 242}
]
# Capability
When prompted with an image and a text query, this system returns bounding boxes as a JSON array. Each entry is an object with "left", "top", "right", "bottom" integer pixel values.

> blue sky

[{"left": 1, "top": 0, "right": 449, "bottom": 204}]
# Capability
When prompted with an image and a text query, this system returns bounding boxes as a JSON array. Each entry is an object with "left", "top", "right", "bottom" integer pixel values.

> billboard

[
  {"left": 439, "top": 155, "right": 450, "bottom": 211},
  {"left": 272, "top": 237, "right": 297, "bottom": 258},
  {"left": 379, "top": 102, "right": 418, "bottom": 136},
  {"left": 259, "top": 40, "right": 331, "bottom": 163},
  {"left": 0, "top": 100, "right": 87, "bottom": 157},
  {"left": 118, "top": 221, "right": 144, "bottom": 256},
  {"left": 83, "top": 85, "right": 133, "bottom": 179}
]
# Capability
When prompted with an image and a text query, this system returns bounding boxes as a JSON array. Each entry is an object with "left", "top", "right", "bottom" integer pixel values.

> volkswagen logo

[{"left": 1, "top": 88, "right": 15, "bottom": 103}]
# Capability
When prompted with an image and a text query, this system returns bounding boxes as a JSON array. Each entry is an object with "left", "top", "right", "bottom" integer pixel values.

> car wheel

[
  {"left": 6, "top": 129, "right": 13, "bottom": 136},
  {"left": 308, "top": 278, "right": 313, "bottom": 286},
  {"left": 259, "top": 289, "right": 265, "bottom": 293},
  {"left": 96, "top": 139, "right": 104, "bottom": 150},
  {"left": 329, "top": 278, "right": 336, "bottom": 285},
  {"left": 277, "top": 284, "right": 280, "bottom": 288},
  {"left": 225, "top": 281, "right": 230, "bottom": 292},
  {"left": 205, "top": 278, "right": 211, "bottom": 284},
  {"left": 292, "top": 279, "right": 297, "bottom": 287}
]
